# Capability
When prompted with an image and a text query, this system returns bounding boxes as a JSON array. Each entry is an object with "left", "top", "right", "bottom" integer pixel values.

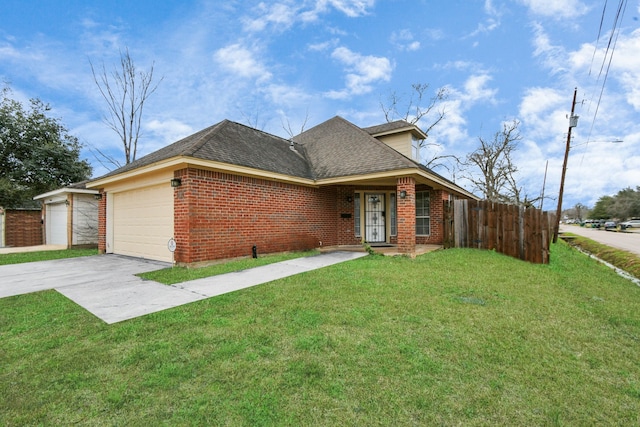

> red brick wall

[
  {"left": 97, "top": 191, "right": 106, "bottom": 253},
  {"left": 397, "top": 177, "right": 416, "bottom": 254},
  {"left": 5, "top": 209, "right": 43, "bottom": 247},
  {"left": 416, "top": 187, "right": 447, "bottom": 245},
  {"left": 173, "top": 168, "right": 339, "bottom": 264},
  {"left": 336, "top": 186, "right": 361, "bottom": 246}
]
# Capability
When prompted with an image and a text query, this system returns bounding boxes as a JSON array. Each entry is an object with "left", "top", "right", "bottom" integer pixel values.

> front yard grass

[
  {"left": 562, "top": 232, "right": 640, "bottom": 279},
  {"left": 0, "top": 248, "right": 97, "bottom": 265},
  {"left": 139, "top": 250, "right": 320, "bottom": 285},
  {"left": 1, "top": 242, "right": 640, "bottom": 425}
]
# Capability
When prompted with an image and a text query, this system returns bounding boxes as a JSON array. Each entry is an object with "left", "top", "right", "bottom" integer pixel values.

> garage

[
  {"left": 46, "top": 202, "right": 68, "bottom": 245},
  {"left": 111, "top": 183, "right": 174, "bottom": 262}
]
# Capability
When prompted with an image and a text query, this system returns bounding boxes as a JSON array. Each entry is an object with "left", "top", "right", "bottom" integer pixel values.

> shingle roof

[
  {"left": 92, "top": 116, "right": 471, "bottom": 198},
  {"left": 96, "top": 120, "right": 313, "bottom": 180},
  {"left": 292, "top": 116, "right": 418, "bottom": 179},
  {"left": 363, "top": 120, "right": 414, "bottom": 135},
  {"left": 362, "top": 120, "right": 427, "bottom": 138}
]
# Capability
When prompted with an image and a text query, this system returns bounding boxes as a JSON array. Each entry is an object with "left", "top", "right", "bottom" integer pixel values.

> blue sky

[{"left": 1, "top": 0, "right": 639, "bottom": 212}]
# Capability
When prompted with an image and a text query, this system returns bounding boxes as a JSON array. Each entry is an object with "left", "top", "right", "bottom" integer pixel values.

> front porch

[{"left": 319, "top": 244, "right": 442, "bottom": 257}]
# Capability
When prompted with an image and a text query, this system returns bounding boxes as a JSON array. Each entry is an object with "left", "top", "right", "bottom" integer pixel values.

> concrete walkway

[{"left": 0, "top": 252, "right": 367, "bottom": 324}]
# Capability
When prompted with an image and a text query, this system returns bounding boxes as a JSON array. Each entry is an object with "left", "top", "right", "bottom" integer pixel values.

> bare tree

[
  {"left": 90, "top": 48, "right": 162, "bottom": 166},
  {"left": 572, "top": 203, "right": 588, "bottom": 221},
  {"left": 380, "top": 83, "right": 448, "bottom": 132},
  {"left": 380, "top": 83, "right": 458, "bottom": 172},
  {"left": 281, "top": 110, "right": 310, "bottom": 139},
  {"left": 465, "top": 120, "right": 538, "bottom": 205}
]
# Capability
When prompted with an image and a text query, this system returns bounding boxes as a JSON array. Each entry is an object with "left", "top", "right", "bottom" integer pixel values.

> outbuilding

[{"left": 33, "top": 182, "right": 99, "bottom": 248}]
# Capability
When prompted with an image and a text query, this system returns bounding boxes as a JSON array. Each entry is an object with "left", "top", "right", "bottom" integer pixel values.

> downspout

[
  {"left": 0, "top": 207, "right": 4, "bottom": 247},
  {"left": 67, "top": 194, "right": 73, "bottom": 248}
]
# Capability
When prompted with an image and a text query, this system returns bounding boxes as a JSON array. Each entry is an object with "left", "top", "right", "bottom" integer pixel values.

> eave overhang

[
  {"left": 315, "top": 168, "right": 478, "bottom": 200},
  {"left": 368, "top": 125, "right": 428, "bottom": 140},
  {"left": 86, "top": 156, "right": 318, "bottom": 189},
  {"left": 86, "top": 156, "right": 477, "bottom": 200},
  {"left": 33, "top": 187, "right": 99, "bottom": 201}
]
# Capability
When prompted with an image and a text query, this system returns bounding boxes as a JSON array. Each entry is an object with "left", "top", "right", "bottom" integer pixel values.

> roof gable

[
  {"left": 363, "top": 120, "right": 427, "bottom": 140},
  {"left": 292, "top": 116, "right": 417, "bottom": 179},
  {"left": 96, "top": 120, "right": 312, "bottom": 180}
]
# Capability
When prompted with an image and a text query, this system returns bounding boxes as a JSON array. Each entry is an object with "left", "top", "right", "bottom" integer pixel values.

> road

[{"left": 559, "top": 224, "right": 640, "bottom": 257}]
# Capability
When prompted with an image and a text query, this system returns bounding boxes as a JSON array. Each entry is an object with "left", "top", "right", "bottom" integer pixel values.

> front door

[{"left": 365, "top": 193, "right": 386, "bottom": 243}]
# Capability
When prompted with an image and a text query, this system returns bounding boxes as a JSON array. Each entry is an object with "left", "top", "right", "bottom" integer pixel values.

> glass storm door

[{"left": 365, "top": 193, "right": 386, "bottom": 243}]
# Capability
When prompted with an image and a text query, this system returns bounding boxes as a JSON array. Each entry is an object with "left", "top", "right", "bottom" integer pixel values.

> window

[
  {"left": 390, "top": 193, "right": 397, "bottom": 236},
  {"left": 411, "top": 136, "right": 422, "bottom": 161},
  {"left": 416, "top": 191, "right": 430, "bottom": 235},
  {"left": 354, "top": 193, "right": 361, "bottom": 237}
]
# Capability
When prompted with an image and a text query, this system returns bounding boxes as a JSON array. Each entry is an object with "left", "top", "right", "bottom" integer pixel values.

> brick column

[
  {"left": 97, "top": 190, "right": 106, "bottom": 253},
  {"left": 397, "top": 177, "right": 416, "bottom": 256},
  {"left": 173, "top": 168, "right": 190, "bottom": 264}
]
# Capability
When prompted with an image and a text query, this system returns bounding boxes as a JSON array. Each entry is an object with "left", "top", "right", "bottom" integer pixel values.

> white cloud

[
  {"left": 431, "top": 98, "right": 468, "bottom": 145},
  {"left": 263, "top": 83, "right": 313, "bottom": 106},
  {"left": 435, "top": 60, "right": 482, "bottom": 72},
  {"left": 79, "top": 18, "right": 127, "bottom": 56},
  {"left": 467, "top": 0, "right": 502, "bottom": 38},
  {"left": 327, "top": 0, "right": 375, "bottom": 17},
  {"left": 522, "top": 20, "right": 640, "bottom": 208},
  {"left": 145, "top": 119, "right": 193, "bottom": 146},
  {"left": 301, "top": 0, "right": 375, "bottom": 21},
  {"left": 242, "top": 0, "right": 375, "bottom": 31},
  {"left": 518, "top": 0, "right": 589, "bottom": 19},
  {"left": 426, "top": 73, "right": 498, "bottom": 152},
  {"left": 242, "top": 2, "right": 297, "bottom": 32},
  {"left": 324, "top": 46, "right": 393, "bottom": 99},
  {"left": 213, "top": 43, "right": 273, "bottom": 82},
  {"left": 308, "top": 39, "right": 339, "bottom": 52},
  {"left": 570, "top": 28, "right": 640, "bottom": 111},
  {"left": 390, "top": 29, "right": 420, "bottom": 51},
  {"left": 519, "top": 87, "right": 567, "bottom": 141},
  {"left": 461, "top": 73, "right": 498, "bottom": 104},
  {"left": 424, "top": 28, "right": 445, "bottom": 41},
  {"left": 0, "top": 42, "right": 42, "bottom": 62},
  {"left": 531, "top": 22, "right": 568, "bottom": 74}
]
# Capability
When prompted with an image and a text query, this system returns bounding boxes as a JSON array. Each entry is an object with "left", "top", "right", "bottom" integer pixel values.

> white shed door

[
  {"left": 47, "top": 202, "right": 68, "bottom": 245},
  {"left": 112, "top": 184, "right": 174, "bottom": 262}
]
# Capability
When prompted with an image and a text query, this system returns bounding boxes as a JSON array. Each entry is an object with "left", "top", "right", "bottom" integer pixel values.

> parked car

[
  {"left": 619, "top": 219, "right": 640, "bottom": 230},
  {"left": 604, "top": 221, "right": 617, "bottom": 230}
]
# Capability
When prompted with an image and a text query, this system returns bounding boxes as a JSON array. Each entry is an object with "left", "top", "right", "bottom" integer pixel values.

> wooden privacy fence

[{"left": 443, "top": 200, "right": 553, "bottom": 264}]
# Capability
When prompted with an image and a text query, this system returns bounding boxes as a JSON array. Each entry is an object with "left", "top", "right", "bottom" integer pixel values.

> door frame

[{"left": 364, "top": 193, "right": 386, "bottom": 243}]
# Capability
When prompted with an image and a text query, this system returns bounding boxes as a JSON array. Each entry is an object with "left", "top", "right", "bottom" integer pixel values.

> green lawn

[
  {"left": 562, "top": 232, "right": 640, "bottom": 279},
  {"left": 1, "top": 243, "right": 639, "bottom": 425},
  {"left": 138, "top": 250, "right": 320, "bottom": 285},
  {"left": 0, "top": 248, "right": 97, "bottom": 265}
]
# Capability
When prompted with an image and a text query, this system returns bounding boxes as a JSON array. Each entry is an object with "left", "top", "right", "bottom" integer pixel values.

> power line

[{"left": 585, "top": 0, "right": 627, "bottom": 147}]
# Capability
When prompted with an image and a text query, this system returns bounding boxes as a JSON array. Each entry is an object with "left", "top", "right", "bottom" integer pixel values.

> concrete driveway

[{"left": 0, "top": 252, "right": 367, "bottom": 324}]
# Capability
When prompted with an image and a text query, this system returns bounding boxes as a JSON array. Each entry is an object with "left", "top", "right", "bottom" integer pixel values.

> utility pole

[
  {"left": 539, "top": 160, "right": 548, "bottom": 211},
  {"left": 552, "top": 88, "right": 578, "bottom": 244}
]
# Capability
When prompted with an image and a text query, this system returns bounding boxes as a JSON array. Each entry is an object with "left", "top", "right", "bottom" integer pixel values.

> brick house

[{"left": 87, "top": 116, "right": 477, "bottom": 264}]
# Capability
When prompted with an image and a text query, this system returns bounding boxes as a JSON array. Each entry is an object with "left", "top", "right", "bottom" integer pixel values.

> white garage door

[
  {"left": 112, "top": 184, "right": 174, "bottom": 262},
  {"left": 47, "top": 202, "right": 67, "bottom": 245}
]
